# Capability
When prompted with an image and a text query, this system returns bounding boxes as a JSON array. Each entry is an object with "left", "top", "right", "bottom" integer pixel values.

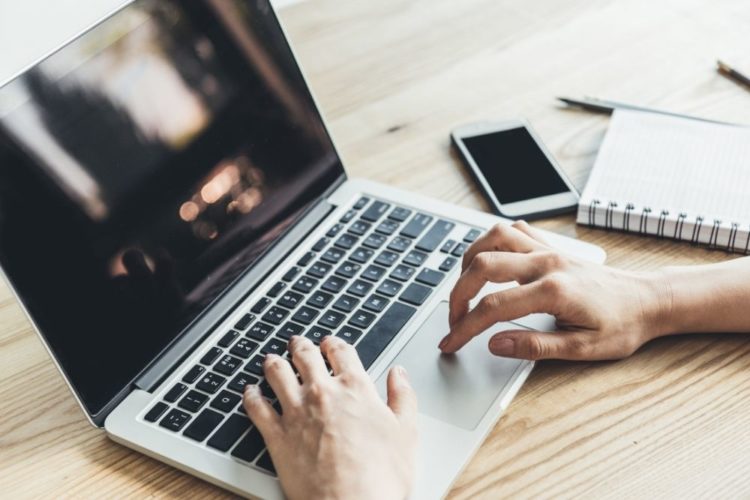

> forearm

[{"left": 652, "top": 256, "right": 750, "bottom": 336}]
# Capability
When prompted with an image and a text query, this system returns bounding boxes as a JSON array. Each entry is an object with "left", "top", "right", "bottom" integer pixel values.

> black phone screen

[{"left": 461, "top": 127, "right": 570, "bottom": 204}]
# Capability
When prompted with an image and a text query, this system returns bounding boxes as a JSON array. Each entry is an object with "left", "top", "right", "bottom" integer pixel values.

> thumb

[
  {"left": 386, "top": 366, "right": 418, "bottom": 421},
  {"left": 488, "top": 329, "right": 591, "bottom": 361}
]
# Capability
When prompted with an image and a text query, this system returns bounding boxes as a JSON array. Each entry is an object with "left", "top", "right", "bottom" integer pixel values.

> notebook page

[{"left": 580, "top": 109, "right": 750, "bottom": 225}]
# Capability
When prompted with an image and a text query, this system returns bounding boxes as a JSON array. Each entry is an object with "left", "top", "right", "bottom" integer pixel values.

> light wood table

[{"left": 3, "top": 0, "right": 750, "bottom": 497}]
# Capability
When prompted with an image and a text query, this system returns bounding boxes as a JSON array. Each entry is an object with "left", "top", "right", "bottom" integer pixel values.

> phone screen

[{"left": 461, "top": 127, "right": 570, "bottom": 204}]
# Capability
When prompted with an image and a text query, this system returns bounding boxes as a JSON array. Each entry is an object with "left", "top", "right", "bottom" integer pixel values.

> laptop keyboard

[{"left": 141, "top": 196, "right": 480, "bottom": 476}]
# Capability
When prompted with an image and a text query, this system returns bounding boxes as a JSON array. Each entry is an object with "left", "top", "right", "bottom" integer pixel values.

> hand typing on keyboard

[{"left": 243, "top": 335, "right": 418, "bottom": 500}]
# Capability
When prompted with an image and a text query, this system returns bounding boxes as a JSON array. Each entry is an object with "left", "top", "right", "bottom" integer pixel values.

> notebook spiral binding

[{"left": 657, "top": 210, "right": 669, "bottom": 238}]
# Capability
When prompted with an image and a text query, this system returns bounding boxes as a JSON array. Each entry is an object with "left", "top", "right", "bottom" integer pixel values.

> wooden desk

[{"left": 2, "top": 0, "right": 750, "bottom": 497}]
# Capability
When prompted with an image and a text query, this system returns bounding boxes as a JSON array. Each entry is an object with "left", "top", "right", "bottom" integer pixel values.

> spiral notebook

[{"left": 577, "top": 109, "right": 750, "bottom": 253}]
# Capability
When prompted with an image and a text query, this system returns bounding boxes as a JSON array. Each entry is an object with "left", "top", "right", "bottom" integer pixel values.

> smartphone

[{"left": 451, "top": 120, "right": 579, "bottom": 220}]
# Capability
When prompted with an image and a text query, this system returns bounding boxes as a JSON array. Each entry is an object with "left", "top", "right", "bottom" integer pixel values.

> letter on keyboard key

[
  {"left": 159, "top": 408, "right": 191, "bottom": 432},
  {"left": 355, "top": 302, "right": 416, "bottom": 370},
  {"left": 196, "top": 372, "right": 226, "bottom": 394},
  {"left": 183, "top": 409, "right": 224, "bottom": 442},
  {"left": 210, "top": 390, "right": 242, "bottom": 413},
  {"left": 415, "top": 220, "right": 455, "bottom": 252},
  {"left": 231, "top": 427, "right": 267, "bottom": 462},
  {"left": 207, "top": 414, "right": 250, "bottom": 452}
]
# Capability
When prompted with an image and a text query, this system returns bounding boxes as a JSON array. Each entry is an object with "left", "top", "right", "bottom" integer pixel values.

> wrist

[{"left": 633, "top": 269, "right": 676, "bottom": 340}]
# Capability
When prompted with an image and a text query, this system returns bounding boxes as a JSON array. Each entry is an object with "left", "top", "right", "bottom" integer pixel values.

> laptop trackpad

[{"left": 376, "top": 301, "right": 526, "bottom": 431}]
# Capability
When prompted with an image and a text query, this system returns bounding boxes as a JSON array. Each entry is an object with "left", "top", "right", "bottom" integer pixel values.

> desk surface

[{"left": 2, "top": 0, "right": 750, "bottom": 497}]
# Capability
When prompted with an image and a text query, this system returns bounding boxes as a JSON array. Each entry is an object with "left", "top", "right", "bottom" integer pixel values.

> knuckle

[
  {"left": 540, "top": 274, "right": 567, "bottom": 298},
  {"left": 471, "top": 253, "right": 493, "bottom": 274},
  {"left": 305, "top": 382, "right": 330, "bottom": 407},
  {"left": 477, "top": 293, "right": 500, "bottom": 314},
  {"left": 489, "top": 223, "right": 508, "bottom": 241},
  {"left": 526, "top": 335, "right": 546, "bottom": 360},
  {"left": 540, "top": 251, "right": 566, "bottom": 271},
  {"left": 511, "top": 220, "right": 529, "bottom": 230}
]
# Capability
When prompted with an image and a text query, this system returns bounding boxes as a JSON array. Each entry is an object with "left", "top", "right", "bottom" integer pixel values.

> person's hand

[
  {"left": 243, "top": 335, "right": 418, "bottom": 500},
  {"left": 439, "top": 221, "right": 671, "bottom": 361}
]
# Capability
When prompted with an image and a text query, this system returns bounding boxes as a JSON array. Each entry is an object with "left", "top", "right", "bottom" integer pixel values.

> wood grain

[{"left": 2, "top": 0, "right": 750, "bottom": 497}]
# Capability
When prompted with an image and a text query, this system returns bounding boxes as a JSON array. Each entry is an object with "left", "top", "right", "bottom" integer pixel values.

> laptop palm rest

[{"left": 377, "top": 301, "right": 527, "bottom": 431}]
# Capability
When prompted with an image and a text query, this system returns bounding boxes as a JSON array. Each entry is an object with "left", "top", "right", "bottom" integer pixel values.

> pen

[
  {"left": 717, "top": 60, "right": 750, "bottom": 90},
  {"left": 556, "top": 96, "right": 735, "bottom": 126}
]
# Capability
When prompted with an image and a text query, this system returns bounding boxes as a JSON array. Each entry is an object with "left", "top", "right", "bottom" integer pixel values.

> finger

[
  {"left": 386, "top": 366, "right": 418, "bottom": 421},
  {"left": 321, "top": 336, "right": 365, "bottom": 376},
  {"left": 461, "top": 223, "right": 544, "bottom": 273},
  {"left": 288, "top": 335, "right": 329, "bottom": 382},
  {"left": 263, "top": 354, "right": 302, "bottom": 408},
  {"left": 510, "top": 220, "right": 552, "bottom": 247},
  {"left": 440, "top": 281, "right": 557, "bottom": 353},
  {"left": 488, "top": 329, "right": 593, "bottom": 361},
  {"left": 243, "top": 385, "right": 282, "bottom": 442},
  {"left": 448, "top": 251, "right": 563, "bottom": 326}
]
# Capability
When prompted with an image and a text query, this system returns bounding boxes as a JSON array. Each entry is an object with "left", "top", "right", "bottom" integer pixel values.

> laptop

[{"left": 0, "top": 1, "right": 605, "bottom": 498}]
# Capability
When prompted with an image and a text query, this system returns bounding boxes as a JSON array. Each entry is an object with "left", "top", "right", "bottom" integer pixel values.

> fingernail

[
  {"left": 244, "top": 384, "right": 260, "bottom": 398},
  {"left": 490, "top": 338, "right": 515, "bottom": 356},
  {"left": 438, "top": 335, "right": 449, "bottom": 350}
]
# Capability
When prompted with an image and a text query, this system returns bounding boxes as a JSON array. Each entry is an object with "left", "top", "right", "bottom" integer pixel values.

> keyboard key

[
  {"left": 306, "top": 326, "right": 332, "bottom": 344},
  {"left": 451, "top": 243, "right": 468, "bottom": 257},
  {"left": 231, "top": 427, "right": 266, "bottom": 462},
  {"left": 326, "top": 223, "right": 344, "bottom": 237},
  {"left": 400, "top": 283, "right": 432, "bottom": 305},
  {"left": 234, "top": 313, "right": 255, "bottom": 331},
  {"left": 375, "top": 219, "right": 399, "bottom": 235},
  {"left": 230, "top": 338, "right": 259, "bottom": 359},
  {"left": 353, "top": 196, "right": 370, "bottom": 210},
  {"left": 312, "top": 238, "right": 329, "bottom": 252},
  {"left": 200, "top": 347, "right": 223, "bottom": 365},
  {"left": 388, "top": 206, "right": 412, "bottom": 222},
  {"left": 183, "top": 365, "right": 205, "bottom": 383},
  {"left": 308, "top": 261, "right": 333, "bottom": 278},
  {"left": 321, "top": 247, "right": 345, "bottom": 263},
  {"left": 376, "top": 279, "right": 402, "bottom": 297},
  {"left": 403, "top": 250, "right": 428, "bottom": 267},
  {"left": 387, "top": 237, "right": 411, "bottom": 253},
  {"left": 261, "top": 338, "right": 288, "bottom": 356},
  {"left": 228, "top": 372, "right": 259, "bottom": 393},
  {"left": 415, "top": 220, "right": 455, "bottom": 252},
  {"left": 334, "top": 233, "right": 358, "bottom": 250},
  {"left": 164, "top": 383, "right": 187, "bottom": 403},
  {"left": 363, "top": 294, "right": 389, "bottom": 313},
  {"left": 211, "top": 390, "right": 242, "bottom": 413},
  {"left": 292, "top": 276, "right": 318, "bottom": 294},
  {"left": 207, "top": 414, "right": 250, "bottom": 452},
  {"left": 355, "top": 302, "right": 417, "bottom": 370},
  {"left": 179, "top": 390, "right": 209, "bottom": 412},
  {"left": 349, "top": 310, "right": 377, "bottom": 329},
  {"left": 464, "top": 228, "right": 482, "bottom": 243},
  {"left": 335, "top": 261, "right": 361, "bottom": 278},
  {"left": 332, "top": 294, "right": 359, "bottom": 313},
  {"left": 196, "top": 372, "right": 227, "bottom": 394},
  {"left": 361, "top": 265, "right": 386, "bottom": 282},
  {"left": 292, "top": 306, "right": 319, "bottom": 325},
  {"left": 262, "top": 306, "right": 289, "bottom": 326},
  {"left": 159, "top": 408, "right": 191, "bottom": 432},
  {"left": 278, "top": 290, "right": 304, "bottom": 309},
  {"left": 256, "top": 450, "right": 277, "bottom": 474},
  {"left": 307, "top": 290, "right": 334, "bottom": 308},
  {"left": 145, "top": 402, "right": 168, "bottom": 422},
  {"left": 440, "top": 239, "right": 457, "bottom": 253},
  {"left": 390, "top": 264, "right": 415, "bottom": 282},
  {"left": 439, "top": 256, "right": 458, "bottom": 272},
  {"left": 400, "top": 213, "right": 433, "bottom": 238},
  {"left": 259, "top": 380, "right": 276, "bottom": 399},
  {"left": 322, "top": 276, "right": 348, "bottom": 293},
  {"left": 340, "top": 209, "right": 356, "bottom": 223},
  {"left": 183, "top": 409, "right": 223, "bottom": 442},
  {"left": 337, "top": 326, "right": 363, "bottom": 344},
  {"left": 277, "top": 321, "right": 304, "bottom": 340},
  {"left": 245, "top": 355, "right": 266, "bottom": 376},
  {"left": 214, "top": 354, "right": 243, "bottom": 376},
  {"left": 415, "top": 268, "right": 445, "bottom": 287},
  {"left": 267, "top": 282, "right": 286, "bottom": 298},
  {"left": 362, "top": 233, "right": 385, "bottom": 250},
  {"left": 248, "top": 322, "right": 275, "bottom": 341},
  {"left": 350, "top": 247, "right": 374, "bottom": 263},
  {"left": 374, "top": 250, "right": 399, "bottom": 267},
  {"left": 349, "top": 220, "right": 371, "bottom": 236},
  {"left": 283, "top": 267, "right": 301, "bottom": 282},
  {"left": 251, "top": 297, "right": 272, "bottom": 314},
  {"left": 319, "top": 310, "right": 346, "bottom": 329},
  {"left": 361, "top": 200, "right": 390, "bottom": 222},
  {"left": 348, "top": 279, "right": 373, "bottom": 297},
  {"left": 297, "top": 251, "right": 315, "bottom": 267},
  {"left": 217, "top": 330, "right": 240, "bottom": 348}
]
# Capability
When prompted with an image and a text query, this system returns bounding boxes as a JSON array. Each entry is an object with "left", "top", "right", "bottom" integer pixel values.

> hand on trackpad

[{"left": 377, "top": 301, "right": 527, "bottom": 430}]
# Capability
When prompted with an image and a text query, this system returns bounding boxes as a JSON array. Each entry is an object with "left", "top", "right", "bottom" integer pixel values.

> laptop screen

[{"left": 0, "top": 0, "right": 343, "bottom": 417}]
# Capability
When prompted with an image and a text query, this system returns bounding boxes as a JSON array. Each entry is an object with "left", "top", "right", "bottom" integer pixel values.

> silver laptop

[{"left": 0, "top": 1, "right": 605, "bottom": 498}]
